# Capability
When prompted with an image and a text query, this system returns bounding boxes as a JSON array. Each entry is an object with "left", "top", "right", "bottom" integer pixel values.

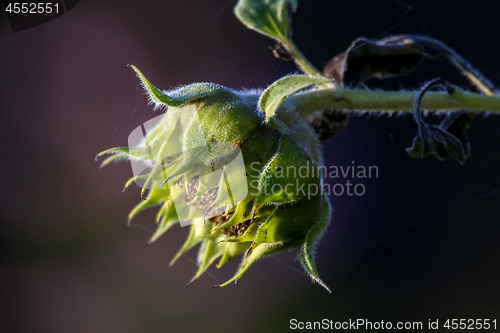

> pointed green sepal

[
  {"left": 188, "top": 236, "right": 226, "bottom": 284},
  {"left": 298, "top": 195, "right": 332, "bottom": 293},
  {"left": 216, "top": 241, "right": 297, "bottom": 287},
  {"left": 128, "top": 182, "right": 171, "bottom": 222},
  {"left": 254, "top": 135, "right": 320, "bottom": 209},
  {"left": 98, "top": 152, "right": 129, "bottom": 168},
  {"left": 124, "top": 175, "right": 148, "bottom": 191},
  {"left": 129, "top": 64, "right": 237, "bottom": 109},
  {"left": 217, "top": 242, "right": 251, "bottom": 268},
  {"left": 170, "top": 221, "right": 212, "bottom": 266},
  {"left": 149, "top": 201, "right": 179, "bottom": 243}
]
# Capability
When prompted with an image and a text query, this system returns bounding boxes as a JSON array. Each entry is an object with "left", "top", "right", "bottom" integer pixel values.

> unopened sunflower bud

[{"left": 97, "top": 65, "right": 332, "bottom": 292}]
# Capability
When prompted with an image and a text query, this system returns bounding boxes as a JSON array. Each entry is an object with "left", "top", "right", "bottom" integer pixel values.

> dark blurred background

[{"left": 1, "top": 0, "right": 499, "bottom": 332}]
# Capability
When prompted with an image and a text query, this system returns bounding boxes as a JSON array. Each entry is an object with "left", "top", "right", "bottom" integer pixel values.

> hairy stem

[
  {"left": 288, "top": 87, "right": 500, "bottom": 116},
  {"left": 447, "top": 56, "right": 497, "bottom": 96},
  {"left": 283, "top": 40, "right": 323, "bottom": 77}
]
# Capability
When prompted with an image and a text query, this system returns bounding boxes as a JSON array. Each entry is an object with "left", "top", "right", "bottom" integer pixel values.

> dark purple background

[{"left": 1, "top": 1, "right": 499, "bottom": 332}]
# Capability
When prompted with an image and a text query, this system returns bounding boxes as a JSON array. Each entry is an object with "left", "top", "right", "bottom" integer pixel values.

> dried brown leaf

[{"left": 323, "top": 34, "right": 496, "bottom": 95}]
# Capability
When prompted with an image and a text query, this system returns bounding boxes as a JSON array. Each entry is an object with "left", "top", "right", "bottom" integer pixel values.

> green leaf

[
  {"left": 259, "top": 75, "right": 330, "bottom": 121},
  {"left": 234, "top": 0, "right": 297, "bottom": 43}
]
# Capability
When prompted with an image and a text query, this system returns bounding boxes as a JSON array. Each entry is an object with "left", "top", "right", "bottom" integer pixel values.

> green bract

[
  {"left": 260, "top": 75, "right": 330, "bottom": 121},
  {"left": 97, "top": 65, "right": 332, "bottom": 292}
]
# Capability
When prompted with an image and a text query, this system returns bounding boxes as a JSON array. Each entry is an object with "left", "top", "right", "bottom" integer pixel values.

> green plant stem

[
  {"left": 288, "top": 88, "right": 500, "bottom": 116},
  {"left": 284, "top": 40, "right": 323, "bottom": 77}
]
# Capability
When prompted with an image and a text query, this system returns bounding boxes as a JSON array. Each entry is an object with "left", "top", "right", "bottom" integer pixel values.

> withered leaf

[
  {"left": 406, "top": 78, "right": 467, "bottom": 164},
  {"left": 305, "top": 35, "right": 490, "bottom": 142},
  {"left": 407, "top": 123, "right": 466, "bottom": 164},
  {"left": 438, "top": 112, "right": 475, "bottom": 159},
  {"left": 307, "top": 110, "right": 349, "bottom": 142},
  {"left": 323, "top": 34, "right": 496, "bottom": 94}
]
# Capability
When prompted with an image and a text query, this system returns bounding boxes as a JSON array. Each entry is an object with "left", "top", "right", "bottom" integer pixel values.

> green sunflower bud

[{"left": 97, "top": 65, "right": 332, "bottom": 292}]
